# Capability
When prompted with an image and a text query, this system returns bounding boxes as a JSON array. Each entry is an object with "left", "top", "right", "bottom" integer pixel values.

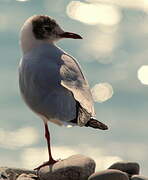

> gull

[{"left": 19, "top": 15, "right": 108, "bottom": 170}]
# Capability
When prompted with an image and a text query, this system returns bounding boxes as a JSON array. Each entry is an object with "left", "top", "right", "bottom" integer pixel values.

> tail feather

[
  {"left": 70, "top": 102, "right": 108, "bottom": 130},
  {"left": 85, "top": 118, "right": 108, "bottom": 130}
]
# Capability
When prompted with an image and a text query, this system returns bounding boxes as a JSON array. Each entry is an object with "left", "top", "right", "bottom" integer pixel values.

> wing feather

[{"left": 60, "top": 54, "right": 95, "bottom": 126}]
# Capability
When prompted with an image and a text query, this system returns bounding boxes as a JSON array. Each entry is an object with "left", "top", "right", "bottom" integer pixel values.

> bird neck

[{"left": 20, "top": 21, "right": 55, "bottom": 54}]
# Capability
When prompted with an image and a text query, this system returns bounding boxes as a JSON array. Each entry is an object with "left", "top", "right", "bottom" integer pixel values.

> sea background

[{"left": 0, "top": 0, "right": 148, "bottom": 175}]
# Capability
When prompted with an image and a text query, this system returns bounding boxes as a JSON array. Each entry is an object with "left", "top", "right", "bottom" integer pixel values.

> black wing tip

[
  {"left": 85, "top": 118, "right": 109, "bottom": 130},
  {"left": 101, "top": 124, "right": 109, "bottom": 130}
]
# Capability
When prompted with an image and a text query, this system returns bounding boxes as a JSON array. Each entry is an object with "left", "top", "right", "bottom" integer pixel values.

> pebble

[
  {"left": 88, "top": 169, "right": 129, "bottom": 180},
  {"left": 16, "top": 174, "right": 38, "bottom": 180},
  {"left": 38, "top": 154, "right": 95, "bottom": 180},
  {"left": 131, "top": 175, "right": 148, "bottom": 180},
  {"left": 108, "top": 162, "right": 140, "bottom": 176},
  {"left": 0, "top": 167, "right": 36, "bottom": 180},
  {"left": 0, "top": 172, "right": 9, "bottom": 180}
]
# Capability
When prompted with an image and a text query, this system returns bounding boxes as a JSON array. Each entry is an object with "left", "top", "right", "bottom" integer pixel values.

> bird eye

[{"left": 43, "top": 26, "right": 51, "bottom": 31}]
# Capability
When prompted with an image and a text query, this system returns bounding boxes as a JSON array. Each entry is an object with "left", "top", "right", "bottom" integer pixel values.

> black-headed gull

[{"left": 19, "top": 15, "right": 108, "bottom": 170}]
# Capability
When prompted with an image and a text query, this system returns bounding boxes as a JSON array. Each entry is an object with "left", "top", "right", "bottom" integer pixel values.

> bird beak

[{"left": 60, "top": 32, "right": 83, "bottom": 39}]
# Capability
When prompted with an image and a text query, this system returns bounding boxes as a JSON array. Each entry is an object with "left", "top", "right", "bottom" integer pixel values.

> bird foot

[{"left": 34, "top": 159, "right": 58, "bottom": 171}]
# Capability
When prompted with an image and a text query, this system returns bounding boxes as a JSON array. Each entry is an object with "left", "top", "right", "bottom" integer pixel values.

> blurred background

[{"left": 0, "top": 0, "right": 148, "bottom": 175}]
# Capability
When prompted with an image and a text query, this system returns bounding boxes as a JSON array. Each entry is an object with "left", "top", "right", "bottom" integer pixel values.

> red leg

[
  {"left": 34, "top": 122, "right": 57, "bottom": 170},
  {"left": 44, "top": 122, "right": 57, "bottom": 163}
]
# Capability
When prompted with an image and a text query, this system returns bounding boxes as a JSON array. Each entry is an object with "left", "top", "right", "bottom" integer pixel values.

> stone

[
  {"left": 108, "top": 162, "right": 140, "bottom": 176},
  {"left": 131, "top": 175, "right": 148, "bottom": 180},
  {"left": 16, "top": 174, "right": 38, "bottom": 180},
  {"left": 0, "top": 168, "right": 36, "bottom": 180},
  {"left": 0, "top": 171, "right": 9, "bottom": 180},
  {"left": 88, "top": 169, "right": 129, "bottom": 180},
  {"left": 38, "top": 154, "right": 96, "bottom": 180}
]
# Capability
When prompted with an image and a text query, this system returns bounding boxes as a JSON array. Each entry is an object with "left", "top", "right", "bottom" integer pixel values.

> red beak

[{"left": 60, "top": 32, "right": 83, "bottom": 39}]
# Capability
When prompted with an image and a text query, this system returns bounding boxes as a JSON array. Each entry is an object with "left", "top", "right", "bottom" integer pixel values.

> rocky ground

[{"left": 0, "top": 154, "right": 147, "bottom": 180}]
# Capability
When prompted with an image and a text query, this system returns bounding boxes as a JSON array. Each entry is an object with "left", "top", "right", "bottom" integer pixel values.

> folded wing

[{"left": 60, "top": 54, "right": 95, "bottom": 126}]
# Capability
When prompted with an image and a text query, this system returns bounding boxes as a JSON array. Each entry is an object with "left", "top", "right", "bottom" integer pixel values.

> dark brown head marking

[{"left": 32, "top": 15, "right": 58, "bottom": 39}]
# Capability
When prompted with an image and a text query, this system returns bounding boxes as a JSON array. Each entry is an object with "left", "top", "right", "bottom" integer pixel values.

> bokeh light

[
  {"left": 138, "top": 65, "right": 148, "bottom": 85},
  {"left": 91, "top": 83, "right": 114, "bottom": 102},
  {"left": 87, "top": 0, "right": 148, "bottom": 11},
  {"left": 81, "top": 31, "right": 119, "bottom": 62},
  {"left": 66, "top": 1, "right": 122, "bottom": 26}
]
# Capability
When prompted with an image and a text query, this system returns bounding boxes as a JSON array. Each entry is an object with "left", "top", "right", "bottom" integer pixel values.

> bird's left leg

[{"left": 34, "top": 122, "right": 57, "bottom": 171}]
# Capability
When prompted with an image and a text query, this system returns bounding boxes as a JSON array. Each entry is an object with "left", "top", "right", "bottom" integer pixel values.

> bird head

[
  {"left": 20, "top": 15, "right": 82, "bottom": 53},
  {"left": 32, "top": 15, "right": 83, "bottom": 41}
]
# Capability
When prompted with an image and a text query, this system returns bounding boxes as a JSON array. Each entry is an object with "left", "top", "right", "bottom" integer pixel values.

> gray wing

[
  {"left": 19, "top": 55, "right": 77, "bottom": 125},
  {"left": 60, "top": 54, "right": 95, "bottom": 126}
]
